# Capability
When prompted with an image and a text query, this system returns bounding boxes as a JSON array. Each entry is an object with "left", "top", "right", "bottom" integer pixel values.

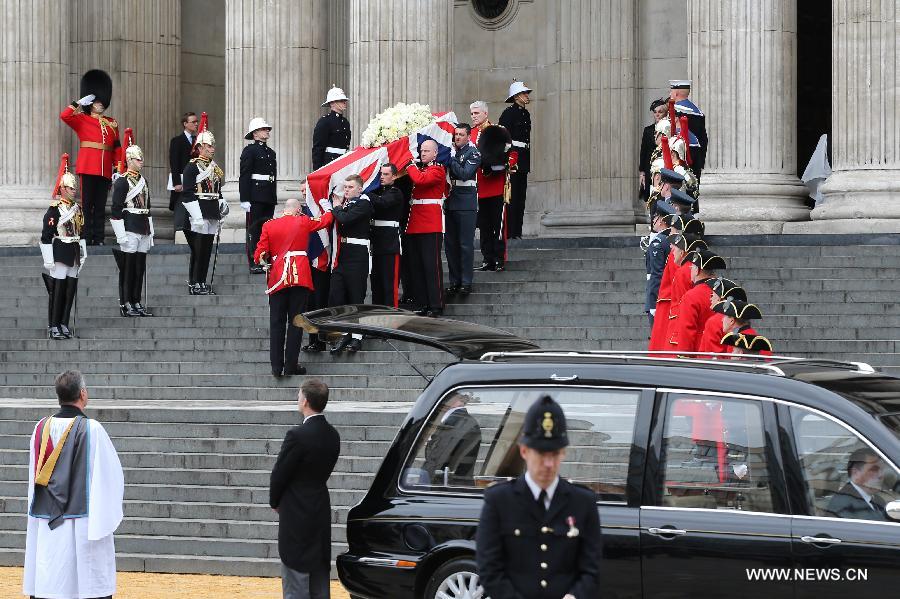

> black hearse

[{"left": 302, "top": 307, "right": 900, "bottom": 599}]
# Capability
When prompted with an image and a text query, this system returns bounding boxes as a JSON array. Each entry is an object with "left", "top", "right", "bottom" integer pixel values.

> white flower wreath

[{"left": 360, "top": 102, "right": 435, "bottom": 148}]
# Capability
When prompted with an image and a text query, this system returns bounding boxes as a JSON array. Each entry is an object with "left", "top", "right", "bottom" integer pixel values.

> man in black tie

[
  {"left": 476, "top": 395, "right": 601, "bottom": 599},
  {"left": 826, "top": 448, "right": 890, "bottom": 521},
  {"left": 270, "top": 379, "right": 341, "bottom": 599},
  {"left": 169, "top": 112, "right": 199, "bottom": 238}
]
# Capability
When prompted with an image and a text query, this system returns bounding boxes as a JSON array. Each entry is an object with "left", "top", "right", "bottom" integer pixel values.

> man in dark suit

[
  {"left": 422, "top": 393, "right": 482, "bottom": 486},
  {"left": 476, "top": 395, "right": 601, "bottom": 599},
  {"left": 270, "top": 379, "right": 341, "bottom": 599},
  {"left": 826, "top": 448, "right": 889, "bottom": 521},
  {"left": 169, "top": 112, "right": 199, "bottom": 236}
]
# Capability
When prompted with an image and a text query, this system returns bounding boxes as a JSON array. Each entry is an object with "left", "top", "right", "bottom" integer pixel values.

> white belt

[
  {"left": 511, "top": 140, "right": 530, "bottom": 149},
  {"left": 371, "top": 220, "right": 400, "bottom": 228},
  {"left": 124, "top": 208, "right": 150, "bottom": 214},
  {"left": 251, "top": 174, "right": 275, "bottom": 182},
  {"left": 57, "top": 236, "right": 81, "bottom": 243},
  {"left": 325, "top": 147, "right": 347, "bottom": 155},
  {"left": 196, "top": 193, "right": 219, "bottom": 200},
  {"left": 410, "top": 199, "right": 443, "bottom": 206},
  {"left": 342, "top": 237, "right": 370, "bottom": 247},
  {"left": 265, "top": 250, "right": 307, "bottom": 295},
  {"left": 452, "top": 180, "right": 477, "bottom": 187}
]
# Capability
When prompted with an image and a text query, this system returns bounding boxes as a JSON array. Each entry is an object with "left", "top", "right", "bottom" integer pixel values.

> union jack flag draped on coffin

[{"left": 303, "top": 111, "right": 458, "bottom": 271}]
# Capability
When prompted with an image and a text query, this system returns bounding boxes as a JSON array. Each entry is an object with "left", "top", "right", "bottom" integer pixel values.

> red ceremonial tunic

[
  {"left": 405, "top": 163, "right": 447, "bottom": 234},
  {"left": 698, "top": 313, "right": 727, "bottom": 355},
  {"left": 59, "top": 105, "right": 121, "bottom": 179},
  {"left": 673, "top": 279, "right": 715, "bottom": 354},
  {"left": 471, "top": 123, "right": 518, "bottom": 199},
  {"left": 254, "top": 212, "right": 334, "bottom": 294},
  {"left": 663, "top": 262, "right": 695, "bottom": 349},
  {"left": 648, "top": 249, "right": 676, "bottom": 351}
]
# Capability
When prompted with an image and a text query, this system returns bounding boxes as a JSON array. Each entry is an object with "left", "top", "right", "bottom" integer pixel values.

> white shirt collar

[
  {"left": 850, "top": 481, "right": 874, "bottom": 505},
  {"left": 524, "top": 471, "right": 559, "bottom": 509},
  {"left": 303, "top": 413, "right": 324, "bottom": 424},
  {"left": 184, "top": 130, "right": 193, "bottom": 141}
]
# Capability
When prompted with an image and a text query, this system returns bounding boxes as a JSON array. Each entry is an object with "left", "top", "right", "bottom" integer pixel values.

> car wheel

[{"left": 423, "top": 557, "right": 484, "bottom": 599}]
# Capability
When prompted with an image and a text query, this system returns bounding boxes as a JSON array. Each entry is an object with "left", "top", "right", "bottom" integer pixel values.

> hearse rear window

[{"left": 400, "top": 386, "right": 641, "bottom": 502}]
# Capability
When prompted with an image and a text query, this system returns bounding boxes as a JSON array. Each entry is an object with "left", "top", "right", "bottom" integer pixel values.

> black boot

[
  {"left": 346, "top": 337, "right": 362, "bottom": 353},
  {"left": 302, "top": 334, "right": 327, "bottom": 353},
  {"left": 132, "top": 252, "right": 152, "bottom": 316},
  {"left": 50, "top": 278, "right": 67, "bottom": 340},
  {"left": 121, "top": 254, "right": 140, "bottom": 316},
  {"left": 330, "top": 334, "right": 352, "bottom": 355},
  {"left": 60, "top": 277, "right": 78, "bottom": 337},
  {"left": 113, "top": 249, "right": 128, "bottom": 316}
]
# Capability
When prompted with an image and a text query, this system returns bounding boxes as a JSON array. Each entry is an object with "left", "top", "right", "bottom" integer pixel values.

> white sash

[
  {"left": 125, "top": 176, "right": 147, "bottom": 205},
  {"left": 195, "top": 160, "right": 217, "bottom": 184},
  {"left": 57, "top": 202, "right": 79, "bottom": 227},
  {"left": 265, "top": 250, "right": 308, "bottom": 295}
]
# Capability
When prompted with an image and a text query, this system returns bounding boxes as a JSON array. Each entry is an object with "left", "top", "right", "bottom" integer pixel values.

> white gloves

[
  {"left": 218, "top": 199, "right": 230, "bottom": 218},
  {"left": 319, "top": 199, "right": 333, "bottom": 211},
  {"left": 148, "top": 216, "right": 155, "bottom": 248},
  {"left": 646, "top": 273, "right": 651, "bottom": 281},
  {"left": 240, "top": 201, "right": 251, "bottom": 213},
  {"left": 79, "top": 239, "right": 88, "bottom": 268},
  {"left": 110, "top": 219, "right": 127, "bottom": 245},
  {"left": 40, "top": 244, "right": 54, "bottom": 270},
  {"left": 650, "top": 309, "right": 656, "bottom": 317},
  {"left": 77, "top": 94, "right": 96, "bottom": 106}
]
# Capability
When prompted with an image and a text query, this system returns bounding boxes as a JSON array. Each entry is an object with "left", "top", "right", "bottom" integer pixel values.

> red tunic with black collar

[
  {"left": 404, "top": 162, "right": 447, "bottom": 234},
  {"left": 59, "top": 105, "right": 121, "bottom": 179},
  {"left": 471, "top": 123, "right": 518, "bottom": 199},
  {"left": 254, "top": 212, "right": 334, "bottom": 294}
]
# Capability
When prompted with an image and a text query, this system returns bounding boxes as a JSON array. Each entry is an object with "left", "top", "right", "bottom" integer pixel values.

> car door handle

[
  {"left": 647, "top": 527, "right": 687, "bottom": 537},
  {"left": 800, "top": 535, "right": 842, "bottom": 546},
  {"left": 550, "top": 374, "right": 578, "bottom": 381}
]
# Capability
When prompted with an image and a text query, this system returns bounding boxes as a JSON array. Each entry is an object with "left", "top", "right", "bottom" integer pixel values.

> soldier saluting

[
  {"left": 312, "top": 86, "right": 351, "bottom": 170},
  {"left": 476, "top": 395, "right": 601, "bottom": 599}
]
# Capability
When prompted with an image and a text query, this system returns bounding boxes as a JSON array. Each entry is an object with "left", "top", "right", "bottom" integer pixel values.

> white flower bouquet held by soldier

[{"left": 360, "top": 102, "right": 435, "bottom": 147}]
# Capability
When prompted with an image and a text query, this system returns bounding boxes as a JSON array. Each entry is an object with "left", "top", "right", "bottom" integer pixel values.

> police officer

[
  {"left": 312, "top": 86, "right": 351, "bottom": 170},
  {"left": 476, "top": 395, "right": 601, "bottom": 599},
  {"left": 445, "top": 123, "right": 482, "bottom": 296},
  {"left": 328, "top": 175, "right": 373, "bottom": 355},
  {"left": 369, "top": 164, "right": 405, "bottom": 308},
  {"left": 499, "top": 80, "right": 532, "bottom": 239},
  {"left": 645, "top": 201, "right": 675, "bottom": 328},
  {"left": 240, "top": 117, "right": 277, "bottom": 273}
]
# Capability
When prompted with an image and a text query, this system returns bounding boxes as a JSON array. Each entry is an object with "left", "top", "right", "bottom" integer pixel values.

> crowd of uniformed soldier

[{"left": 642, "top": 80, "right": 774, "bottom": 358}]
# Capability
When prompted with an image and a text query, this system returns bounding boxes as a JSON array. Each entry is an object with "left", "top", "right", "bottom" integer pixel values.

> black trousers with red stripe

[
  {"left": 268, "top": 286, "right": 309, "bottom": 373},
  {"left": 371, "top": 253, "right": 400, "bottom": 308},
  {"left": 80, "top": 174, "right": 111, "bottom": 244},
  {"left": 477, "top": 195, "right": 507, "bottom": 267},
  {"left": 406, "top": 232, "right": 443, "bottom": 311}
]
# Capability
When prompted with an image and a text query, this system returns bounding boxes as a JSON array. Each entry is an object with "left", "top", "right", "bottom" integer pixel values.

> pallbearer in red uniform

[
  {"left": 698, "top": 280, "right": 748, "bottom": 355},
  {"left": 402, "top": 139, "right": 448, "bottom": 317},
  {"left": 721, "top": 331, "right": 774, "bottom": 356},
  {"left": 110, "top": 131, "right": 154, "bottom": 318},
  {"left": 40, "top": 154, "right": 87, "bottom": 340},
  {"left": 471, "top": 100, "right": 517, "bottom": 271},
  {"left": 672, "top": 249, "right": 727, "bottom": 355},
  {"left": 653, "top": 216, "right": 706, "bottom": 351},
  {"left": 60, "top": 70, "right": 121, "bottom": 246},
  {"left": 714, "top": 300, "right": 771, "bottom": 356},
  {"left": 254, "top": 198, "right": 334, "bottom": 378}
]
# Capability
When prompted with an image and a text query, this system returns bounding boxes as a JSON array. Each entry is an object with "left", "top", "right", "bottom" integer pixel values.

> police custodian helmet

[{"left": 521, "top": 395, "right": 569, "bottom": 451}]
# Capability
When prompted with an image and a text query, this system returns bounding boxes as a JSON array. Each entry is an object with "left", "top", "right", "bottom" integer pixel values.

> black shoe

[
  {"left": 123, "top": 302, "right": 141, "bottom": 317},
  {"left": 460, "top": 285, "right": 472, "bottom": 296},
  {"left": 188, "top": 283, "right": 204, "bottom": 296},
  {"left": 415, "top": 307, "right": 431, "bottom": 316},
  {"left": 346, "top": 338, "right": 362, "bottom": 354},
  {"left": 476, "top": 262, "right": 496, "bottom": 272},
  {"left": 133, "top": 303, "right": 153, "bottom": 317},
  {"left": 200, "top": 283, "right": 216, "bottom": 295},
  {"left": 284, "top": 364, "right": 307, "bottom": 376},
  {"left": 302, "top": 340, "right": 327, "bottom": 353},
  {"left": 400, "top": 297, "right": 416, "bottom": 306},
  {"left": 119, "top": 304, "right": 129, "bottom": 317},
  {"left": 446, "top": 285, "right": 460, "bottom": 296},
  {"left": 272, "top": 368, "right": 283, "bottom": 378},
  {"left": 249, "top": 264, "right": 265, "bottom": 274},
  {"left": 496, "top": 262, "right": 505, "bottom": 272},
  {"left": 330, "top": 335, "right": 352, "bottom": 355},
  {"left": 58, "top": 324, "right": 72, "bottom": 339},
  {"left": 49, "top": 326, "right": 66, "bottom": 340}
]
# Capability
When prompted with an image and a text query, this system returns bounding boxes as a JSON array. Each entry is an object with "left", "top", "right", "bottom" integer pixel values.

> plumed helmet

[
  {"left": 669, "top": 136, "right": 687, "bottom": 160},
  {"left": 196, "top": 129, "right": 215, "bottom": 147},
  {"left": 125, "top": 144, "right": 143, "bottom": 162},
  {"left": 655, "top": 119, "right": 671, "bottom": 137}
]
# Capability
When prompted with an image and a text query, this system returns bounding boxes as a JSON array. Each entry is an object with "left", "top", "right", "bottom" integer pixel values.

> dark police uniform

[
  {"left": 328, "top": 193, "right": 373, "bottom": 354},
  {"left": 476, "top": 395, "right": 601, "bottom": 599},
  {"left": 369, "top": 183, "right": 405, "bottom": 308},
  {"left": 311, "top": 111, "right": 351, "bottom": 170},
  {"left": 239, "top": 139, "right": 277, "bottom": 270},
  {"left": 498, "top": 103, "right": 531, "bottom": 239}
]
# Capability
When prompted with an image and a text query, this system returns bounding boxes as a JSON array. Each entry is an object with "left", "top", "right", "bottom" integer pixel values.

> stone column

[
  {"left": 348, "top": 0, "right": 453, "bottom": 140},
  {"left": 68, "top": 1, "right": 181, "bottom": 239},
  {"left": 799, "top": 1, "right": 900, "bottom": 233},
  {"left": 223, "top": 0, "right": 327, "bottom": 242},
  {"left": 539, "top": 0, "right": 639, "bottom": 236},
  {"left": 328, "top": 0, "right": 350, "bottom": 94},
  {"left": 0, "top": 1, "right": 68, "bottom": 246},
  {"left": 687, "top": 0, "right": 809, "bottom": 234}
]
